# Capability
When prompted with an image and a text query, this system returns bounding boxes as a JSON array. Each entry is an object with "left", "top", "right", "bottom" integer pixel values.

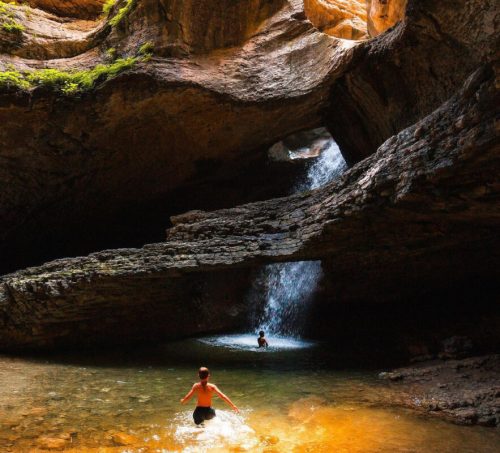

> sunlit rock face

[
  {"left": 304, "top": 0, "right": 368, "bottom": 39},
  {"left": 27, "top": 0, "right": 105, "bottom": 19},
  {"left": 366, "top": 0, "right": 407, "bottom": 36},
  {"left": 113, "top": 0, "right": 288, "bottom": 55},
  {"left": 0, "top": 5, "right": 102, "bottom": 60}
]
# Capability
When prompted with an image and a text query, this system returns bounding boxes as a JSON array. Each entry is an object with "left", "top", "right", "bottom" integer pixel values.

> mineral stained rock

[{"left": 0, "top": 65, "right": 497, "bottom": 351}]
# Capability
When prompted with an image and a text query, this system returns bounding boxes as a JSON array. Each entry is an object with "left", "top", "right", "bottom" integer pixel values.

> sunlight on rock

[
  {"left": 304, "top": 0, "right": 368, "bottom": 40},
  {"left": 366, "top": 0, "right": 407, "bottom": 36}
]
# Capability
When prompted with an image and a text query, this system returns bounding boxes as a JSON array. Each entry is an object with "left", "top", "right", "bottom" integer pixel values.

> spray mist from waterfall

[{"left": 256, "top": 131, "right": 347, "bottom": 338}]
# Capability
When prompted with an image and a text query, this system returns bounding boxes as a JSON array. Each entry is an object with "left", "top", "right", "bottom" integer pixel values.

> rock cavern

[{"left": 0, "top": 0, "right": 498, "bottom": 450}]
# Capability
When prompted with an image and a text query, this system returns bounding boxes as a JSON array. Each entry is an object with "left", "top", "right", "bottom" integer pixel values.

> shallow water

[{"left": 0, "top": 336, "right": 499, "bottom": 452}]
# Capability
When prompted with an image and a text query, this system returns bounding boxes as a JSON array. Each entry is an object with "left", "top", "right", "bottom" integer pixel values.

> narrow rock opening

[{"left": 303, "top": 0, "right": 407, "bottom": 40}]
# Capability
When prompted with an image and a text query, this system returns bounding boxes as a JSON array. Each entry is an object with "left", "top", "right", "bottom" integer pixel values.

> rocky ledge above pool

[{"left": 0, "top": 65, "right": 498, "bottom": 351}]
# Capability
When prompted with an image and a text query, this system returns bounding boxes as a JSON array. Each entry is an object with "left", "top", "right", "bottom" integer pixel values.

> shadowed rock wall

[
  {"left": 0, "top": 67, "right": 497, "bottom": 350},
  {"left": 113, "top": 0, "right": 288, "bottom": 55},
  {"left": 326, "top": 0, "right": 498, "bottom": 164}
]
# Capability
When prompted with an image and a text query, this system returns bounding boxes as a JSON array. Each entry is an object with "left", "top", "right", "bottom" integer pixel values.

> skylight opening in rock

[
  {"left": 303, "top": 0, "right": 369, "bottom": 40},
  {"left": 303, "top": 0, "right": 407, "bottom": 40},
  {"left": 366, "top": 0, "right": 407, "bottom": 37},
  {"left": 268, "top": 127, "right": 336, "bottom": 162}
]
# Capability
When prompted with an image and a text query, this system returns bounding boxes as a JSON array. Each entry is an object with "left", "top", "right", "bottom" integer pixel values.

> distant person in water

[
  {"left": 258, "top": 330, "right": 269, "bottom": 348},
  {"left": 180, "top": 367, "right": 239, "bottom": 425}
]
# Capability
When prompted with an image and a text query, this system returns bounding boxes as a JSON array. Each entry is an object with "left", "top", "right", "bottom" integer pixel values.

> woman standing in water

[{"left": 180, "top": 367, "right": 239, "bottom": 425}]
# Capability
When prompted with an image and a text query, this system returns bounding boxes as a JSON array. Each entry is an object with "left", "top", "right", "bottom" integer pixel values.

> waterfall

[{"left": 256, "top": 132, "right": 347, "bottom": 337}]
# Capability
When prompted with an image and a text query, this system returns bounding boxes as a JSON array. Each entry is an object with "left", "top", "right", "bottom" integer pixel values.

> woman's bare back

[{"left": 194, "top": 382, "right": 216, "bottom": 407}]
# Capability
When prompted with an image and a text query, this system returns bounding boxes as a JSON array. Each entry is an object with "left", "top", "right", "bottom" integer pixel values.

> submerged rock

[
  {"left": 36, "top": 436, "right": 67, "bottom": 450},
  {"left": 111, "top": 431, "right": 139, "bottom": 446}
]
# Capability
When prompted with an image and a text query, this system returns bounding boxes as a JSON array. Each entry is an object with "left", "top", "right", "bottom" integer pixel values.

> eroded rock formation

[
  {"left": 0, "top": 66, "right": 497, "bottom": 350},
  {"left": 366, "top": 0, "right": 407, "bottom": 36},
  {"left": 0, "top": 0, "right": 498, "bottom": 365},
  {"left": 326, "top": 0, "right": 499, "bottom": 163},
  {"left": 304, "top": 0, "right": 368, "bottom": 39},
  {"left": 0, "top": 0, "right": 497, "bottom": 274},
  {"left": 0, "top": 0, "right": 343, "bottom": 273},
  {"left": 27, "top": 0, "right": 105, "bottom": 20}
]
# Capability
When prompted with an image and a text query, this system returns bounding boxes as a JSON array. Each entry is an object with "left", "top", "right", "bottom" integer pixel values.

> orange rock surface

[
  {"left": 304, "top": 0, "right": 368, "bottom": 39},
  {"left": 366, "top": 0, "right": 407, "bottom": 36},
  {"left": 27, "top": 0, "right": 105, "bottom": 19}
]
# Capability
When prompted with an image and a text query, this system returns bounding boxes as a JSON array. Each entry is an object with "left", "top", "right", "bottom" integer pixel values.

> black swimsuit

[{"left": 193, "top": 406, "right": 216, "bottom": 425}]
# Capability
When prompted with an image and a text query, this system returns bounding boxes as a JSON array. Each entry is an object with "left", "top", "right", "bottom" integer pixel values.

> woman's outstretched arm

[
  {"left": 213, "top": 385, "right": 239, "bottom": 412},
  {"left": 180, "top": 384, "right": 197, "bottom": 404}
]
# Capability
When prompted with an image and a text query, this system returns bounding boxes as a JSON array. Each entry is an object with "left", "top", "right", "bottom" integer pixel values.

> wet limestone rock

[
  {"left": 36, "top": 436, "right": 68, "bottom": 450},
  {"left": 111, "top": 432, "right": 139, "bottom": 446}
]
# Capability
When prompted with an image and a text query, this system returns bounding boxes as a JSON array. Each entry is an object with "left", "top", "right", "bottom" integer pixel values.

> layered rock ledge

[{"left": 0, "top": 65, "right": 498, "bottom": 350}]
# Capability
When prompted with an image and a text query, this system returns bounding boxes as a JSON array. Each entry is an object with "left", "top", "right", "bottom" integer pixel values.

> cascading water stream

[
  {"left": 200, "top": 130, "right": 347, "bottom": 350},
  {"left": 256, "top": 133, "right": 347, "bottom": 338}
]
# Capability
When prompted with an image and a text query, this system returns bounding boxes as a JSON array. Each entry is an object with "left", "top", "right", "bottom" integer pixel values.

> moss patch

[
  {"left": 103, "top": 0, "right": 136, "bottom": 28},
  {"left": 102, "top": 0, "right": 116, "bottom": 15},
  {"left": 0, "top": 57, "right": 138, "bottom": 94},
  {"left": 0, "top": 1, "right": 24, "bottom": 34},
  {"left": 138, "top": 41, "right": 154, "bottom": 56},
  {"left": 0, "top": 70, "right": 29, "bottom": 89}
]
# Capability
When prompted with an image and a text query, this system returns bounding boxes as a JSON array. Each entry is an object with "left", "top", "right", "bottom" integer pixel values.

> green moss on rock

[
  {"left": 0, "top": 1, "right": 24, "bottom": 35},
  {"left": 0, "top": 57, "right": 138, "bottom": 94},
  {"left": 103, "top": 0, "right": 136, "bottom": 28}
]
